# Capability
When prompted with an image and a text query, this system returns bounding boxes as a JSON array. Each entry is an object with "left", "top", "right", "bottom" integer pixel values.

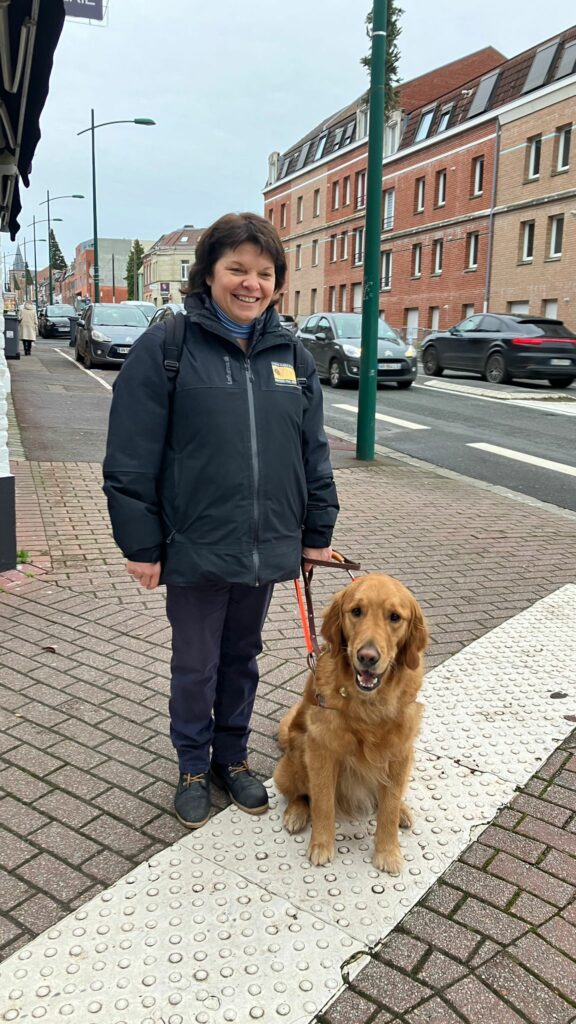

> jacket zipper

[{"left": 244, "top": 356, "right": 260, "bottom": 586}]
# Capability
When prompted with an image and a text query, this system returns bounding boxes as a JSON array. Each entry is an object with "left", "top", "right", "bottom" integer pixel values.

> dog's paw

[
  {"left": 399, "top": 802, "right": 413, "bottom": 829},
  {"left": 307, "top": 840, "right": 335, "bottom": 866},
  {"left": 373, "top": 846, "right": 403, "bottom": 875},
  {"left": 283, "top": 799, "right": 310, "bottom": 834}
]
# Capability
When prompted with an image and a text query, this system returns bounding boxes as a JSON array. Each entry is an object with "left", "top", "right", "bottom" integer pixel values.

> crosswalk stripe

[
  {"left": 334, "top": 403, "right": 429, "bottom": 430},
  {"left": 468, "top": 442, "right": 576, "bottom": 477}
]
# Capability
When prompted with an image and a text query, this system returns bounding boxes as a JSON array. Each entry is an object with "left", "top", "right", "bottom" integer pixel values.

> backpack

[{"left": 162, "top": 312, "right": 307, "bottom": 386}]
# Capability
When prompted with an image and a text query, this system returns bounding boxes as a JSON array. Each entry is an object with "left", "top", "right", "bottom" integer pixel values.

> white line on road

[
  {"left": 415, "top": 380, "right": 576, "bottom": 413},
  {"left": 53, "top": 347, "right": 113, "bottom": 391},
  {"left": 468, "top": 442, "right": 576, "bottom": 477},
  {"left": 334, "top": 403, "right": 430, "bottom": 430}
]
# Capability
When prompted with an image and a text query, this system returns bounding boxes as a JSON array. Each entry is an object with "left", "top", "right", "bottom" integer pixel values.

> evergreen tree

[
  {"left": 125, "top": 239, "right": 145, "bottom": 300},
  {"left": 25, "top": 264, "right": 34, "bottom": 288},
  {"left": 361, "top": 2, "right": 403, "bottom": 118},
  {"left": 49, "top": 228, "right": 67, "bottom": 272}
]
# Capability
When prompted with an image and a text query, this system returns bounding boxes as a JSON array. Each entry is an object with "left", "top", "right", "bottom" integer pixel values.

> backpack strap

[
  {"left": 293, "top": 338, "right": 308, "bottom": 387},
  {"left": 163, "top": 311, "right": 187, "bottom": 381}
]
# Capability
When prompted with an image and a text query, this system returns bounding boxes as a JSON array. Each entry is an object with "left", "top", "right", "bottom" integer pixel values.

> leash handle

[{"left": 296, "top": 549, "right": 361, "bottom": 670}]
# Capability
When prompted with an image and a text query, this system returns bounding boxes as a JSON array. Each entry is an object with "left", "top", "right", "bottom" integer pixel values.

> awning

[{"left": 0, "top": 0, "right": 65, "bottom": 239}]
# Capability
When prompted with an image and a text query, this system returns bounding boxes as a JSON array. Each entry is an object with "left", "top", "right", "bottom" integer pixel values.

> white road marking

[
  {"left": 468, "top": 442, "right": 576, "bottom": 477},
  {"left": 416, "top": 379, "right": 576, "bottom": 412},
  {"left": 1, "top": 586, "right": 575, "bottom": 1023},
  {"left": 334, "top": 402, "right": 430, "bottom": 430},
  {"left": 54, "top": 347, "right": 113, "bottom": 391}
]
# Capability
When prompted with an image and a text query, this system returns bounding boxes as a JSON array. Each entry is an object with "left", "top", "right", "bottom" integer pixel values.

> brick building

[
  {"left": 142, "top": 226, "right": 203, "bottom": 305},
  {"left": 264, "top": 28, "right": 576, "bottom": 340}
]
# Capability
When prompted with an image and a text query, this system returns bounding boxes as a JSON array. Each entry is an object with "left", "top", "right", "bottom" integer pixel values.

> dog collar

[{"left": 314, "top": 687, "right": 348, "bottom": 709}]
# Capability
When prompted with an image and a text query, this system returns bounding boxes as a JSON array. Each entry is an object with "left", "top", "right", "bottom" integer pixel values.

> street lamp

[
  {"left": 39, "top": 192, "right": 84, "bottom": 303},
  {"left": 77, "top": 111, "right": 156, "bottom": 302},
  {"left": 27, "top": 216, "right": 62, "bottom": 310}
]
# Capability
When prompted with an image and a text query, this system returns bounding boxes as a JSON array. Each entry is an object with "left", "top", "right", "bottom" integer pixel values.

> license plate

[
  {"left": 379, "top": 362, "right": 402, "bottom": 370},
  {"left": 58, "top": 326, "right": 68, "bottom": 331},
  {"left": 116, "top": 347, "right": 130, "bottom": 354},
  {"left": 550, "top": 358, "right": 571, "bottom": 366}
]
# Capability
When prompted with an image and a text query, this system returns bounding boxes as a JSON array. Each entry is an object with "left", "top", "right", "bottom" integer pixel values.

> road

[{"left": 10, "top": 341, "right": 576, "bottom": 513}]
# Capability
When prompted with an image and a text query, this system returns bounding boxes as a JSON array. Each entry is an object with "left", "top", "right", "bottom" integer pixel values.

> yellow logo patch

[{"left": 271, "top": 362, "right": 297, "bottom": 385}]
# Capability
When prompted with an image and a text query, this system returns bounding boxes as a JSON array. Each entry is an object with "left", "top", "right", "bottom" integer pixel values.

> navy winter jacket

[{"left": 102, "top": 296, "right": 339, "bottom": 586}]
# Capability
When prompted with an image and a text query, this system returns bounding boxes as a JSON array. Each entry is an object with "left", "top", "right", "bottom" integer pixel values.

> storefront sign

[{"left": 64, "top": 0, "right": 104, "bottom": 21}]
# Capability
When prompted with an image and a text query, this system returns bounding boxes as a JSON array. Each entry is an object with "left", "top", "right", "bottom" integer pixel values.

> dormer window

[{"left": 415, "top": 107, "right": 435, "bottom": 142}]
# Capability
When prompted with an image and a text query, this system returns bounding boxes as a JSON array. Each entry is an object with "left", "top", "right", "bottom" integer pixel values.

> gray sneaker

[{"left": 174, "top": 771, "right": 211, "bottom": 828}]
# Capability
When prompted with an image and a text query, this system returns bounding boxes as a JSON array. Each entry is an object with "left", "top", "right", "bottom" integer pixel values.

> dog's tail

[{"left": 277, "top": 703, "right": 300, "bottom": 751}]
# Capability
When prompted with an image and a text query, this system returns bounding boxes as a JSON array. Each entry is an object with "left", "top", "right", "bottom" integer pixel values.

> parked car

[
  {"left": 38, "top": 303, "right": 77, "bottom": 338},
  {"left": 148, "top": 302, "right": 185, "bottom": 327},
  {"left": 296, "top": 312, "right": 418, "bottom": 388},
  {"left": 75, "top": 303, "right": 148, "bottom": 368},
  {"left": 278, "top": 313, "right": 298, "bottom": 335},
  {"left": 120, "top": 300, "right": 157, "bottom": 322},
  {"left": 421, "top": 314, "right": 576, "bottom": 388}
]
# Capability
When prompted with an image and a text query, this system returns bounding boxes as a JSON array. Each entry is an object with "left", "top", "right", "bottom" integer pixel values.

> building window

[
  {"left": 339, "top": 284, "right": 347, "bottom": 311},
  {"left": 355, "top": 170, "right": 366, "bottom": 209},
  {"left": 280, "top": 203, "right": 287, "bottom": 228},
  {"left": 313, "top": 189, "right": 320, "bottom": 217},
  {"left": 329, "top": 286, "right": 336, "bottom": 312},
  {"left": 383, "top": 188, "right": 395, "bottom": 229},
  {"left": 315, "top": 132, "right": 329, "bottom": 160},
  {"left": 415, "top": 177, "right": 425, "bottom": 213},
  {"left": 294, "top": 290, "right": 300, "bottom": 316},
  {"left": 433, "top": 239, "right": 443, "bottom": 274},
  {"left": 415, "top": 107, "right": 435, "bottom": 142},
  {"left": 548, "top": 214, "right": 564, "bottom": 258},
  {"left": 267, "top": 208, "right": 274, "bottom": 222},
  {"left": 437, "top": 104, "right": 453, "bottom": 134},
  {"left": 462, "top": 303, "right": 475, "bottom": 319},
  {"left": 526, "top": 135, "right": 542, "bottom": 180},
  {"left": 310, "top": 288, "right": 317, "bottom": 313},
  {"left": 466, "top": 232, "right": 479, "bottom": 270},
  {"left": 555, "top": 125, "right": 572, "bottom": 171},
  {"left": 343, "top": 176, "right": 351, "bottom": 206},
  {"left": 296, "top": 196, "right": 303, "bottom": 222},
  {"left": 520, "top": 220, "right": 535, "bottom": 262},
  {"left": 411, "top": 244, "right": 422, "bottom": 278},
  {"left": 180, "top": 260, "right": 189, "bottom": 282},
  {"left": 295, "top": 244, "right": 302, "bottom": 270},
  {"left": 353, "top": 227, "right": 365, "bottom": 266},
  {"left": 435, "top": 169, "right": 447, "bottom": 207},
  {"left": 542, "top": 298, "right": 558, "bottom": 318},
  {"left": 340, "top": 231, "right": 349, "bottom": 260},
  {"left": 331, "top": 181, "right": 340, "bottom": 210},
  {"left": 329, "top": 234, "right": 338, "bottom": 262},
  {"left": 429, "top": 306, "right": 440, "bottom": 330},
  {"left": 381, "top": 251, "right": 392, "bottom": 290},
  {"left": 311, "top": 239, "right": 319, "bottom": 267},
  {"left": 472, "top": 156, "right": 484, "bottom": 196}
]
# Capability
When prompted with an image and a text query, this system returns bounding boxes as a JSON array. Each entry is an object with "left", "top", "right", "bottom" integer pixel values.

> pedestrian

[
  {"left": 18, "top": 300, "right": 38, "bottom": 356},
  {"left": 103, "top": 211, "right": 339, "bottom": 829}
]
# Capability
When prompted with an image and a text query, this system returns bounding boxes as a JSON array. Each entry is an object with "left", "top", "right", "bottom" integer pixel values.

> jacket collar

[{"left": 183, "top": 292, "right": 290, "bottom": 354}]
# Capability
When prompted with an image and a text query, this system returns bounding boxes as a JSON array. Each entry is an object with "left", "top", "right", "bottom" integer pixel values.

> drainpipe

[{"left": 483, "top": 119, "right": 501, "bottom": 312}]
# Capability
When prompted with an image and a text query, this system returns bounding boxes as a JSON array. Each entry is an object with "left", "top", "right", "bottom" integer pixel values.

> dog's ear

[
  {"left": 399, "top": 601, "right": 428, "bottom": 671},
  {"left": 321, "top": 588, "right": 346, "bottom": 650}
]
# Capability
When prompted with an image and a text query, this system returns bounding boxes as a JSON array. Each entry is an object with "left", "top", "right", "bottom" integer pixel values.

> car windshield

[
  {"left": 47, "top": 305, "right": 75, "bottom": 317},
  {"left": 93, "top": 305, "right": 148, "bottom": 327},
  {"left": 124, "top": 303, "right": 156, "bottom": 317},
  {"left": 331, "top": 313, "right": 400, "bottom": 342}
]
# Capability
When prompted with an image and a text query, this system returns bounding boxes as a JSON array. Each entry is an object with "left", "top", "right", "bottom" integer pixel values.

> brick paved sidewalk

[{"left": 1, "top": 385, "right": 576, "bottom": 1019}]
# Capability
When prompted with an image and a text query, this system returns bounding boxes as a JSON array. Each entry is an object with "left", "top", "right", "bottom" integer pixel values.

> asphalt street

[{"left": 11, "top": 340, "right": 576, "bottom": 512}]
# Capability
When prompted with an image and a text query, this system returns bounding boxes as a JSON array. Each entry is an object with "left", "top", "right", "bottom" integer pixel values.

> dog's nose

[{"left": 357, "top": 645, "right": 380, "bottom": 669}]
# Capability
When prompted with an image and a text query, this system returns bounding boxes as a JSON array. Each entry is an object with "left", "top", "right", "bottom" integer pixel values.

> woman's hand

[
  {"left": 126, "top": 560, "right": 161, "bottom": 590},
  {"left": 302, "top": 546, "right": 333, "bottom": 571}
]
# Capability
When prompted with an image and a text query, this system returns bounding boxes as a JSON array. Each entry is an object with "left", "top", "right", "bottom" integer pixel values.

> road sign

[{"left": 64, "top": 0, "right": 104, "bottom": 21}]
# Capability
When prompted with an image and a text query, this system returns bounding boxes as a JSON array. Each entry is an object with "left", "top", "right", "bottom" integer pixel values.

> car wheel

[
  {"left": 329, "top": 359, "right": 345, "bottom": 388},
  {"left": 397, "top": 380, "right": 413, "bottom": 389},
  {"left": 548, "top": 377, "right": 574, "bottom": 389},
  {"left": 422, "top": 345, "right": 443, "bottom": 376},
  {"left": 485, "top": 352, "right": 510, "bottom": 385}
]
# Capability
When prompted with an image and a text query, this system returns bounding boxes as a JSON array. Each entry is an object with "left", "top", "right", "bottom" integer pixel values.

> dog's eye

[
  {"left": 389, "top": 611, "right": 401, "bottom": 623},
  {"left": 350, "top": 606, "right": 363, "bottom": 618}
]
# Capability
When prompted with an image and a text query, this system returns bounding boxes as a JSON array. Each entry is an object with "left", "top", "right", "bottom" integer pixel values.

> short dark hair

[{"left": 187, "top": 212, "right": 286, "bottom": 296}]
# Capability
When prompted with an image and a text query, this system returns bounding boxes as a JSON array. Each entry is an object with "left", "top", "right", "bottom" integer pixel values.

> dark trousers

[
  {"left": 166, "top": 582, "right": 274, "bottom": 773},
  {"left": 23, "top": 340, "right": 32, "bottom": 355}
]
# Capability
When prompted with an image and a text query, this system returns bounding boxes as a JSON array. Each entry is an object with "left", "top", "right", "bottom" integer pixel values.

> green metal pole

[
  {"left": 47, "top": 189, "right": 53, "bottom": 304},
  {"left": 356, "top": 0, "right": 388, "bottom": 461},
  {"left": 32, "top": 216, "right": 39, "bottom": 311},
  {"left": 91, "top": 108, "right": 100, "bottom": 303}
]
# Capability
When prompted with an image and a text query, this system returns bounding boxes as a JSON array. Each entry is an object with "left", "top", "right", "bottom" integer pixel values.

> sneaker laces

[
  {"left": 228, "top": 761, "right": 251, "bottom": 776},
  {"left": 182, "top": 772, "right": 206, "bottom": 787}
]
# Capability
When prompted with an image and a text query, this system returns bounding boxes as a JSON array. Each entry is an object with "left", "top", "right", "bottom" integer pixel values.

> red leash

[{"left": 294, "top": 551, "right": 360, "bottom": 671}]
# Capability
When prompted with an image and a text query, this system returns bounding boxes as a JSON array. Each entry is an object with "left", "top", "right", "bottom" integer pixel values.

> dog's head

[{"left": 321, "top": 573, "right": 428, "bottom": 695}]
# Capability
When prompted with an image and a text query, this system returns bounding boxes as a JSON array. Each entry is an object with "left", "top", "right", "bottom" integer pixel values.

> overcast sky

[{"left": 12, "top": 0, "right": 576, "bottom": 265}]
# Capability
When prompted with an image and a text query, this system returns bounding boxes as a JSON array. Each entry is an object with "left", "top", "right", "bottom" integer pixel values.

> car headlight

[
  {"left": 45, "top": 319, "right": 53, "bottom": 327},
  {"left": 342, "top": 344, "right": 361, "bottom": 358},
  {"left": 405, "top": 345, "right": 417, "bottom": 358},
  {"left": 91, "top": 330, "right": 112, "bottom": 342}
]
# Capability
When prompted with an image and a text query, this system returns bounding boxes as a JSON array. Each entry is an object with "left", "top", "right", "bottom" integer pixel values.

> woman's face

[{"left": 207, "top": 242, "right": 277, "bottom": 323}]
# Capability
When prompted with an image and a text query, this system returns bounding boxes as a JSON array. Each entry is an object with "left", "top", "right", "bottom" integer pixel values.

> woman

[
  {"left": 19, "top": 301, "right": 38, "bottom": 356},
  {"left": 103, "top": 212, "right": 339, "bottom": 829}
]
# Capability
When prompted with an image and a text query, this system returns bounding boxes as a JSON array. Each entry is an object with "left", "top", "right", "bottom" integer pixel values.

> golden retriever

[{"left": 274, "top": 573, "right": 428, "bottom": 874}]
